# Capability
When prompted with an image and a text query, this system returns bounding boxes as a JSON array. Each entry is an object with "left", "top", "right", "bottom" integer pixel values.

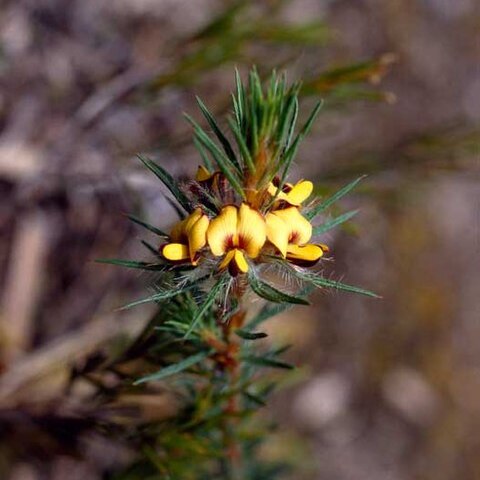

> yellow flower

[
  {"left": 162, "top": 208, "right": 209, "bottom": 265},
  {"left": 207, "top": 203, "right": 266, "bottom": 275},
  {"left": 266, "top": 206, "right": 328, "bottom": 266},
  {"left": 267, "top": 179, "right": 313, "bottom": 206}
]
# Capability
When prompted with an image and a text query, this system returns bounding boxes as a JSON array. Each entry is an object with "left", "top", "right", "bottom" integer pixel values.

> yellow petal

[
  {"left": 218, "top": 249, "right": 236, "bottom": 270},
  {"left": 162, "top": 243, "right": 189, "bottom": 261},
  {"left": 187, "top": 213, "right": 209, "bottom": 261},
  {"left": 169, "top": 209, "right": 202, "bottom": 243},
  {"left": 319, "top": 243, "right": 330, "bottom": 253},
  {"left": 266, "top": 212, "right": 289, "bottom": 257},
  {"left": 207, "top": 205, "right": 238, "bottom": 256},
  {"left": 237, "top": 203, "right": 266, "bottom": 258},
  {"left": 271, "top": 207, "right": 312, "bottom": 245},
  {"left": 286, "top": 243, "right": 324, "bottom": 266},
  {"left": 231, "top": 249, "right": 249, "bottom": 275},
  {"left": 217, "top": 249, "right": 249, "bottom": 276},
  {"left": 285, "top": 180, "right": 313, "bottom": 206},
  {"left": 267, "top": 182, "right": 277, "bottom": 197},
  {"left": 182, "top": 208, "right": 203, "bottom": 232},
  {"left": 196, "top": 165, "right": 212, "bottom": 182},
  {"left": 267, "top": 182, "right": 288, "bottom": 202}
]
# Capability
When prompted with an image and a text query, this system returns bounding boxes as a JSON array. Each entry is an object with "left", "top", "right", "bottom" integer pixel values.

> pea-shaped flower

[
  {"left": 268, "top": 179, "right": 313, "bottom": 206},
  {"left": 207, "top": 203, "right": 266, "bottom": 276},
  {"left": 161, "top": 208, "right": 209, "bottom": 265},
  {"left": 266, "top": 206, "right": 328, "bottom": 266}
]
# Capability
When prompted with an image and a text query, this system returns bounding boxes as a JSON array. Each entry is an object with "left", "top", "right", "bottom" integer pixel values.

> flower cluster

[
  {"left": 103, "top": 69, "right": 376, "bottom": 323},
  {"left": 160, "top": 168, "right": 329, "bottom": 276},
  {"left": 98, "top": 69, "right": 377, "bottom": 480}
]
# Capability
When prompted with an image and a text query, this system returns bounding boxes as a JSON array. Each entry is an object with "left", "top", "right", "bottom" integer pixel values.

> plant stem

[{"left": 216, "top": 282, "right": 247, "bottom": 479}]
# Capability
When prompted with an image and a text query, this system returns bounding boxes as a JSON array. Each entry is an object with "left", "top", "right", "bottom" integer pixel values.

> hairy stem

[{"left": 216, "top": 283, "right": 247, "bottom": 478}]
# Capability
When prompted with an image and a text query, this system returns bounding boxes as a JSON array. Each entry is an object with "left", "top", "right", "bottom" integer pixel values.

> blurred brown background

[{"left": 0, "top": 0, "right": 479, "bottom": 479}]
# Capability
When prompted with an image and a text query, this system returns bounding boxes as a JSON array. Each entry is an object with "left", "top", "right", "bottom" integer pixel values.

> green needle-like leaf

[
  {"left": 194, "top": 137, "right": 214, "bottom": 171},
  {"left": 235, "top": 329, "right": 268, "bottom": 340},
  {"left": 141, "top": 240, "right": 161, "bottom": 257},
  {"left": 137, "top": 155, "right": 192, "bottom": 213},
  {"left": 196, "top": 96, "right": 241, "bottom": 171},
  {"left": 184, "top": 276, "right": 226, "bottom": 339},
  {"left": 242, "top": 355, "right": 294, "bottom": 370},
  {"left": 120, "top": 282, "right": 199, "bottom": 310},
  {"left": 234, "top": 68, "right": 245, "bottom": 127},
  {"left": 302, "top": 273, "right": 380, "bottom": 298},
  {"left": 228, "top": 117, "right": 255, "bottom": 173},
  {"left": 277, "top": 100, "right": 323, "bottom": 188},
  {"left": 126, "top": 214, "right": 168, "bottom": 237},
  {"left": 305, "top": 175, "right": 367, "bottom": 220},
  {"left": 248, "top": 303, "right": 293, "bottom": 330},
  {"left": 249, "top": 271, "right": 310, "bottom": 305},
  {"left": 134, "top": 351, "right": 210, "bottom": 384},
  {"left": 242, "top": 391, "right": 267, "bottom": 407},
  {"left": 279, "top": 95, "right": 299, "bottom": 151},
  {"left": 312, "top": 209, "right": 359, "bottom": 236},
  {"left": 186, "top": 114, "right": 246, "bottom": 199},
  {"left": 96, "top": 258, "right": 164, "bottom": 271}
]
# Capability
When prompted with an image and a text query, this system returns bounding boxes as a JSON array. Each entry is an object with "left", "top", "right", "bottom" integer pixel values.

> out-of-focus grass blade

[{"left": 252, "top": 21, "right": 330, "bottom": 46}]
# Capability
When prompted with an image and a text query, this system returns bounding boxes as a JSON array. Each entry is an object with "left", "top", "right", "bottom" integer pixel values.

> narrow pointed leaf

[
  {"left": 247, "top": 285, "right": 314, "bottom": 330},
  {"left": 194, "top": 137, "right": 214, "bottom": 171},
  {"left": 184, "top": 276, "right": 226, "bottom": 339},
  {"left": 277, "top": 100, "right": 323, "bottom": 188},
  {"left": 120, "top": 282, "right": 199, "bottom": 310},
  {"left": 126, "top": 214, "right": 168, "bottom": 237},
  {"left": 248, "top": 303, "right": 293, "bottom": 330},
  {"left": 138, "top": 155, "right": 192, "bottom": 213},
  {"left": 166, "top": 196, "right": 186, "bottom": 219},
  {"left": 234, "top": 68, "right": 245, "bottom": 129},
  {"left": 242, "top": 391, "right": 267, "bottom": 406},
  {"left": 231, "top": 93, "right": 242, "bottom": 129},
  {"left": 134, "top": 351, "right": 210, "bottom": 384},
  {"left": 141, "top": 239, "right": 161, "bottom": 256},
  {"left": 312, "top": 209, "right": 359, "bottom": 236},
  {"left": 248, "top": 271, "right": 309, "bottom": 305},
  {"left": 185, "top": 115, "right": 246, "bottom": 199},
  {"left": 242, "top": 354, "right": 294, "bottom": 370},
  {"left": 196, "top": 96, "right": 241, "bottom": 171},
  {"left": 96, "top": 258, "right": 164, "bottom": 271},
  {"left": 281, "top": 95, "right": 299, "bottom": 150},
  {"left": 303, "top": 273, "right": 380, "bottom": 298},
  {"left": 228, "top": 117, "right": 255, "bottom": 173},
  {"left": 305, "top": 175, "right": 367, "bottom": 220},
  {"left": 235, "top": 329, "right": 268, "bottom": 340}
]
